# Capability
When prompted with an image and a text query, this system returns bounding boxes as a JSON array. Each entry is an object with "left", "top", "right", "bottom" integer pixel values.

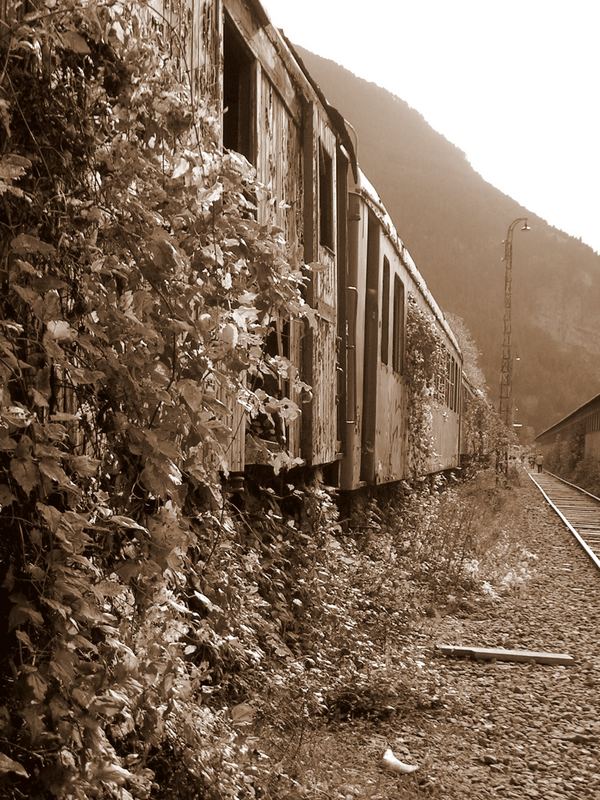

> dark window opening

[
  {"left": 436, "top": 349, "right": 447, "bottom": 404},
  {"left": 392, "top": 275, "right": 405, "bottom": 373},
  {"left": 381, "top": 257, "right": 390, "bottom": 365},
  {"left": 446, "top": 357, "right": 459, "bottom": 411},
  {"left": 248, "top": 320, "right": 290, "bottom": 448},
  {"left": 223, "top": 16, "right": 254, "bottom": 163},
  {"left": 445, "top": 353, "right": 451, "bottom": 407},
  {"left": 319, "top": 143, "right": 334, "bottom": 250}
]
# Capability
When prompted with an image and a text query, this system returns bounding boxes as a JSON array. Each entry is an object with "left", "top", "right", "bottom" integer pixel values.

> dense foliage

[
  {"left": 0, "top": 2, "right": 315, "bottom": 796},
  {"left": 0, "top": 4, "right": 526, "bottom": 799}
]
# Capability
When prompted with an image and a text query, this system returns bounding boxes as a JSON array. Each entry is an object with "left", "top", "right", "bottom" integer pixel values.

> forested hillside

[{"left": 297, "top": 47, "right": 600, "bottom": 432}]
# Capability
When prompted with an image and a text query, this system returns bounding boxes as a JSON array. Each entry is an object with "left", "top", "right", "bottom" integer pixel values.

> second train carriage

[
  {"left": 341, "top": 171, "right": 462, "bottom": 490},
  {"left": 150, "top": 0, "right": 464, "bottom": 488}
]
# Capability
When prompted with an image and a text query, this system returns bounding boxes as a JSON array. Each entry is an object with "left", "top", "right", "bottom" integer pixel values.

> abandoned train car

[
  {"left": 342, "top": 171, "right": 462, "bottom": 489},
  {"left": 140, "top": 0, "right": 465, "bottom": 487}
]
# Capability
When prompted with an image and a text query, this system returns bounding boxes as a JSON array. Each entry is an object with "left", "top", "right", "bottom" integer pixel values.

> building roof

[{"left": 536, "top": 391, "right": 600, "bottom": 441}]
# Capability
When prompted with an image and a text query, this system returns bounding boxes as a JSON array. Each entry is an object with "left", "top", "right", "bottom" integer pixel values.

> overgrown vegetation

[
  {"left": 0, "top": 2, "right": 314, "bottom": 796},
  {"left": 404, "top": 296, "right": 445, "bottom": 476},
  {"left": 253, "top": 470, "right": 540, "bottom": 799},
  {"left": 0, "top": 3, "right": 525, "bottom": 798}
]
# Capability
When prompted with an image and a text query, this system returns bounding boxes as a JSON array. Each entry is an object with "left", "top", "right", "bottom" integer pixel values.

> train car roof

[
  {"left": 234, "top": 1, "right": 356, "bottom": 168},
  {"left": 355, "top": 170, "right": 462, "bottom": 356}
]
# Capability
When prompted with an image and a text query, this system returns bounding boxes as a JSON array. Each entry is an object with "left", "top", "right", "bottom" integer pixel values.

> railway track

[{"left": 529, "top": 470, "right": 600, "bottom": 570}]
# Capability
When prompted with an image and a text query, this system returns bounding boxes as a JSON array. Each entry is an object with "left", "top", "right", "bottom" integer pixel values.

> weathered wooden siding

[
  {"left": 428, "top": 408, "right": 460, "bottom": 471},
  {"left": 224, "top": 0, "right": 302, "bottom": 122},
  {"left": 301, "top": 105, "right": 339, "bottom": 466},
  {"left": 149, "top": 0, "right": 221, "bottom": 108},
  {"left": 340, "top": 193, "right": 368, "bottom": 490},
  {"left": 373, "top": 234, "right": 406, "bottom": 482},
  {"left": 252, "top": 57, "right": 304, "bottom": 460},
  {"left": 256, "top": 74, "right": 302, "bottom": 248}
]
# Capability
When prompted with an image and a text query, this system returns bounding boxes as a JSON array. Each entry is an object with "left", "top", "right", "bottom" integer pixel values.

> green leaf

[
  {"left": 0, "top": 154, "right": 31, "bottom": 181},
  {"left": 36, "top": 502, "right": 62, "bottom": 532},
  {"left": 230, "top": 702, "right": 255, "bottom": 725},
  {"left": 9, "top": 458, "right": 38, "bottom": 494},
  {"left": 110, "top": 515, "right": 148, "bottom": 532},
  {"left": 0, "top": 485, "right": 16, "bottom": 506},
  {"left": 25, "top": 670, "right": 48, "bottom": 702},
  {"left": 68, "top": 455, "right": 100, "bottom": 476},
  {"left": 10, "top": 234, "right": 56, "bottom": 257},
  {"left": 0, "top": 752, "right": 29, "bottom": 778},
  {"left": 8, "top": 598, "right": 44, "bottom": 630},
  {"left": 39, "top": 458, "right": 76, "bottom": 489},
  {"left": 58, "top": 30, "right": 91, "bottom": 55}
]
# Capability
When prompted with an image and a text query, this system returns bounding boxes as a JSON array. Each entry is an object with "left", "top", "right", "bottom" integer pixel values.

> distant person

[{"left": 536, "top": 453, "right": 544, "bottom": 473}]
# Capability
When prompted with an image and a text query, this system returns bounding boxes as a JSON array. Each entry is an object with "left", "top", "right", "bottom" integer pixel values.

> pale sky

[{"left": 262, "top": 0, "right": 600, "bottom": 254}]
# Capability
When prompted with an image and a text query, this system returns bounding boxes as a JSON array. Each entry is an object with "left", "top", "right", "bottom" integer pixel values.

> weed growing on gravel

[{"left": 245, "top": 469, "right": 542, "bottom": 798}]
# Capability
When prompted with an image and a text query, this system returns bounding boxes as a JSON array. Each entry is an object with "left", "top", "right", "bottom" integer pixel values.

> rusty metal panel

[
  {"left": 374, "top": 374, "right": 406, "bottom": 483},
  {"left": 340, "top": 193, "right": 368, "bottom": 490},
  {"left": 429, "top": 409, "right": 460, "bottom": 471},
  {"left": 372, "top": 236, "right": 407, "bottom": 482}
]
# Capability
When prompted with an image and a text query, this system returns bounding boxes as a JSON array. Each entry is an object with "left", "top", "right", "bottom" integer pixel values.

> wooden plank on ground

[{"left": 436, "top": 644, "right": 575, "bottom": 666}]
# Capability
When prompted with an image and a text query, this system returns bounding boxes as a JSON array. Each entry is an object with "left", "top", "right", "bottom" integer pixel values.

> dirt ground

[{"left": 287, "top": 474, "right": 600, "bottom": 799}]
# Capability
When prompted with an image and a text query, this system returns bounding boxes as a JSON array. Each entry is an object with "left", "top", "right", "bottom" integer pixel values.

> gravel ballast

[
  {"left": 386, "top": 473, "right": 600, "bottom": 799},
  {"left": 306, "top": 472, "right": 600, "bottom": 799}
]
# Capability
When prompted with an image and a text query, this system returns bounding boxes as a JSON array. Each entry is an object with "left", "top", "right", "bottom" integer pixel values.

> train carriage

[
  {"left": 119, "top": 0, "right": 465, "bottom": 488},
  {"left": 341, "top": 171, "right": 462, "bottom": 490},
  {"left": 151, "top": 0, "right": 351, "bottom": 472}
]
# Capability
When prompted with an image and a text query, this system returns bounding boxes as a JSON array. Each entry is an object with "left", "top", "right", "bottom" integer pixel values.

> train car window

[
  {"left": 381, "top": 257, "right": 390, "bottom": 365},
  {"left": 319, "top": 143, "right": 334, "bottom": 250},
  {"left": 451, "top": 360, "right": 457, "bottom": 411},
  {"left": 392, "top": 275, "right": 404, "bottom": 373},
  {"left": 223, "top": 16, "right": 255, "bottom": 163},
  {"left": 455, "top": 362, "right": 460, "bottom": 411},
  {"left": 436, "top": 354, "right": 445, "bottom": 403},
  {"left": 445, "top": 353, "right": 451, "bottom": 407}
]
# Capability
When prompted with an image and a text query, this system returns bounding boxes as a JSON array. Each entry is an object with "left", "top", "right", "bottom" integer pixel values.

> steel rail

[{"left": 528, "top": 471, "right": 600, "bottom": 571}]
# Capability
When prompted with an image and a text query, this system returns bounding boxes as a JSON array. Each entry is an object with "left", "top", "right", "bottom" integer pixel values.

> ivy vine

[
  {"left": 0, "top": 2, "right": 312, "bottom": 796},
  {"left": 404, "top": 294, "right": 446, "bottom": 477}
]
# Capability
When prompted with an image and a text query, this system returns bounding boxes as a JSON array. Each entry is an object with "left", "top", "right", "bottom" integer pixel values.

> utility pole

[{"left": 498, "top": 217, "right": 529, "bottom": 472}]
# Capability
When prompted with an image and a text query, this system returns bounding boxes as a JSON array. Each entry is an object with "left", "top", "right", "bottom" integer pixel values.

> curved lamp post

[
  {"left": 499, "top": 217, "right": 529, "bottom": 429},
  {"left": 498, "top": 218, "right": 529, "bottom": 476}
]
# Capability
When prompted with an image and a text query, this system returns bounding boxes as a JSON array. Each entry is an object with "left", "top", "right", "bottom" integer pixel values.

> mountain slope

[{"left": 297, "top": 47, "right": 600, "bottom": 433}]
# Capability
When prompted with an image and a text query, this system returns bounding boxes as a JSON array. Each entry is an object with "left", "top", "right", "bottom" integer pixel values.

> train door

[
  {"left": 360, "top": 212, "right": 380, "bottom": 482},
  {"left": 336, "top": 147, "right": 349, "bottom": 462},
  {"left": 302, "top": 104, "right": 339, "bottom": 467}
]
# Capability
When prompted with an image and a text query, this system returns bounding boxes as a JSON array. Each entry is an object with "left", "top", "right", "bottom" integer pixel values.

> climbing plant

[
  {"left": 404, "top": 294, "right": 446, "bottom": 477},
  {"left": 0, "top": 1, "right": 312, "bottom": 796}
]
